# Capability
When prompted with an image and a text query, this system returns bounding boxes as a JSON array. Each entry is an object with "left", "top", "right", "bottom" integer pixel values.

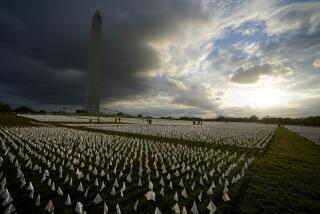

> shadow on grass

[{"left": 222, "top": 127, "right": 320, "bottom": 214}]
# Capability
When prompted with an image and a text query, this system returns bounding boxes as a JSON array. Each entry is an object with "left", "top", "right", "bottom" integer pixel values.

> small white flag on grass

[
  {"left": 84, "top": 187, "right": 89, "bottom": 198},
  {"left": 65, "top": 194, "right": 72, "bottom": 205},
  {"left": 222, "top": 192, "right": 230, "bottom": 201},
  {"left": 103, "top": 202, "right": 108, "bottom": 214},
  {"left": 35, "top": 194, "right": 40, "bottom": 206},
  {"left": 75, "top": 202, "right": 83, "bottom": 213},
  {"left": 69, "top": 177, "right": 73, "bottom": 186},
  {"left": 191, "top": 182, "right": 195, "bottom": 190},
  {"left": 207, "top": 200, "right": 217, "bottom": 214},
  {"left": 29, "top": 190, "right": 34, "bottom": 199},
  {"left": 113, "top": 178, "right": 119, "bottom": 188},
  {"left": 145, "top": 190, "right": 156, "bottom": 202},
  {"left": 111, "top": 187, "right": 117, "bottom": 196},
  {"left": 133, "top": 199, "right": 139, "bottom": 212},
  {"left": 191, "top": 201, "right": 198, "bottom": 214},
  {"left": 149, "top": 180, "right": 153, "bottom": 190},
  {"left": 45, "top": 200, "right": 54, "bottom": 213},
  {"left": 93, "top": 193, "right": 103, "bottom": 204},
  {"left": 103, "top": 202, "right": 109, "bottom": 214},
  {"left": 94, "top": 178, "right": 99, "bottom": 186},
  {"left": 160, "top": 187, "right": 164, "bottom": 197},
  {"left": 77, "top": 182, "right": 84, "bottom": 192},
  {"left": 172, "top": 203, "right": 180, "bottom": 213},
  {"left": 51, "top": 182, "right": 56, "bottom": 191},
  {"left": 116, "top": 203, "right": 121, "bottom": 214},
  {"left": 57, "top": 187, "right": 63, "bottom": 196},
  {"left": 4, "top": 203, "right": 16, "bottom": 214},
  {"left": 174, "top": 192, "right": 178, "bottom": 201},
  {"left": 179, "top": 178, "right": 184, "bottom": 187},
  {"left": 182, "top": 206, "right": 187, "bottom": 214},
  {"left": 181, "top": 188, "right": 187, "bottom": 199},
  {"left": 154, "top": 207, "right": 162, "bottom": 214},
  {"left": 26, "top": 181, "right": 34, "bottom": 191},
  {"left": 223, "top": 185, "right": 228, "bottom": 193},
  {"left": 198, "top": 191, "right": 202, "bottom": 202},
  {"left": 100, "top": 181, "right": 106, "bottom": 192},
  {"left": 126, "top": 174, "right": 132, "bottom": 183},
  {"left": 207, "top": 187, "right": 213, "bottom": 195}
]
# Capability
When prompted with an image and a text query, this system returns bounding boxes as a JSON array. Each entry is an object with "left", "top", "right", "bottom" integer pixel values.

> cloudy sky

[{"left": 1, "top": 0, "right": 320, "bottom": 117}]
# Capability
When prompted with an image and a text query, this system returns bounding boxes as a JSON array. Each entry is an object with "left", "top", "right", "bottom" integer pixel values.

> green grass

[
  {"left": 0, "top": 114, "right": 40, "bottom": 126},
  {"left": 223, "top": 127, "right": 320, "bottom": 214}
]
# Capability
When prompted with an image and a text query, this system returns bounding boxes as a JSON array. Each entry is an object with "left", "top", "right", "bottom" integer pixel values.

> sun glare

[{"left": 250, "top": 89, "right": 284, "bottom": 108}]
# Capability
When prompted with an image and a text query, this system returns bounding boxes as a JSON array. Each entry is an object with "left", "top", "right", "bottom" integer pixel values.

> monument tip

[{"left": 94, "top": 9, "right": 102, "bottom": 19}]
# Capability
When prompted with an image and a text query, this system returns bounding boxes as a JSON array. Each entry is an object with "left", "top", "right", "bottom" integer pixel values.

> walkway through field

[{"left": 227, "top": 127, "right": 320, "bottom": 214}]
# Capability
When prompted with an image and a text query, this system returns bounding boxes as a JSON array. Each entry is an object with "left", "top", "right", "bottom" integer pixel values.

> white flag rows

[{"left": 0, "top": 126, "right": 259, "bottom": 213}]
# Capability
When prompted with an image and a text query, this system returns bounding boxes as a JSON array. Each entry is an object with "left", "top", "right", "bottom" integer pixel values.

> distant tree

[
  {"left": 14, "top": 106, "right": 33, "bottom": 113},
  {"left": 38, "top": 110, "right": 46, "bottom": 114},
  {"left": 117, "top": 112, "right": 125, "bottom": 116},
  {"left": 249, "top": 115, "right": 258, "bottom": 121},
  {"left": 138, "top": 114, "right": 143, "bottom": 117},
  {"left": 0, "top": 102, "right": 12, "bottom": 114}
]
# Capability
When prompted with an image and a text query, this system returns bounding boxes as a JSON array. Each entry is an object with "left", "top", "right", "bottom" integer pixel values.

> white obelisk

[{"left": 85, "top": 9, "right": 102, "bottom": 113}]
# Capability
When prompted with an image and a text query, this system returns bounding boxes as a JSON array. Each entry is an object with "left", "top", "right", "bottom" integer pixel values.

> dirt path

[{"left": 227, "top": 127, "right": 320, "bottom": 213}]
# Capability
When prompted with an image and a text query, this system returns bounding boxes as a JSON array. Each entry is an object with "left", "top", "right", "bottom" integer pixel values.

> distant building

[{"left": 85, "top": 10, "right": 102, "bottom": 113}]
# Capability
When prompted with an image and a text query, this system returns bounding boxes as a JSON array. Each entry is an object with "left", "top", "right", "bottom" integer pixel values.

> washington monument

[{"left": 85, "top": 10, "right": 102, "bottom": 113}]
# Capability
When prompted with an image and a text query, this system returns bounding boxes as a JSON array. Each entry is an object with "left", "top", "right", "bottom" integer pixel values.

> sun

[{"left": 250, "top": 89, "right": 283, "bottom": 108}]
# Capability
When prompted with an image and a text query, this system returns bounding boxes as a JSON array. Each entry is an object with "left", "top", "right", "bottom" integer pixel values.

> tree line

[
  {"left": 0, "top": 102, "right": 38, "bottom": 114},
  {"left": 1, "top": 102, "right": 320, "bottom": 126}
]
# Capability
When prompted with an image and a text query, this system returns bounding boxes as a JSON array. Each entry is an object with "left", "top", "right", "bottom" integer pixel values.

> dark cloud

[
  {"left": 0, "top": 0, "right": 208, "bottom": 106},
  {"left": 230, "top": 63, "right": 292, "bottom": 84},
  {"left": 171, "top": 84, "right": 218, "bottom": 110}
]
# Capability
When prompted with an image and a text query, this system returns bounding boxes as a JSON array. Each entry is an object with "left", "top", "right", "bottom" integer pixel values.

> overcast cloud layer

[{"left": 0, "top": 0, "right": 320, "bottom": 117}]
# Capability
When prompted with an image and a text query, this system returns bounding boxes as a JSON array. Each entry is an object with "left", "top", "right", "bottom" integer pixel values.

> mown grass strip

[
  {"left": 0, "top": 114, "right": 41, "bottom": 127},
  {"left": 223, "top": 127, "right": 320, "bottom": 214}
]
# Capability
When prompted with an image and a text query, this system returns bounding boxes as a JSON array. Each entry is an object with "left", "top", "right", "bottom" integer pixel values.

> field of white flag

[
  {"left": 0, "top": 118, "right": 276, "bottom": 213},
  {"left": 286, "top": 125, "right": 320, "bottom": 145},
  {"left": 71, "top": 123, "right": 275, "bottom": 149}
]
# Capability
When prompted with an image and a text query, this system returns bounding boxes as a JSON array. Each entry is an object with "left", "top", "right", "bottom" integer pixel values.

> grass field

[
  {"left": 0, "top": 114, "right": 39, "bottom": 126},
  {"left": 224, "top": 127, "right": 320, "bottom": 214},
  {"left": 1, "top": 115, "right": 319, "bottom": 213}
]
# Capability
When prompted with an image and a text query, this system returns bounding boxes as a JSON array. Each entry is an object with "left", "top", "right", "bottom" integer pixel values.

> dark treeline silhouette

[
  {"left": 207, "top": 115, "right": 259, "bottom": 122},
  {"left": 0, "top": 102, "right": 12, "bottom": 114},
  {"left": 259, "top": 116, "right": 320, "bottom": 127},
  {"left": 1, "top": 101, "right": 320, "bottom": 126},
  {"left": 179, "top": 117, "right": 203, "bottom": 121},
  {"left": 0, "top": 102, "right": 44, "bottom": 114}
]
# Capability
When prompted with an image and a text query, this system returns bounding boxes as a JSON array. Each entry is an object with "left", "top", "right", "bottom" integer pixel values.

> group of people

[
  {"left": 143, "top": 118, "right": 153, "bottom": 124},
  {"left": 193, "top": 120, "right": 203, "bottom": 125}
]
